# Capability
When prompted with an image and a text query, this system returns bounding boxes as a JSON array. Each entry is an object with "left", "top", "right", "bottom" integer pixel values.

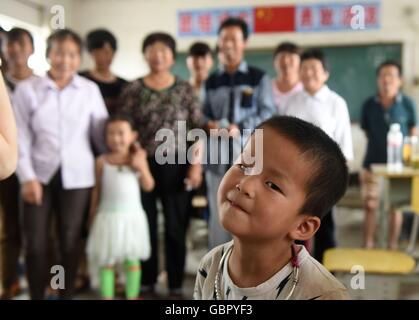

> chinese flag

[{"left": 254, "top": 6, "right": 295, "bottom": 33}]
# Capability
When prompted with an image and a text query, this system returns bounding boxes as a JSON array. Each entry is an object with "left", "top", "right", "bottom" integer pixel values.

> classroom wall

[
  {"left": 1, "top": 0, "right": 74, "bottom": 28},
  {"left": 62, "top": 0, "right": 419, "bottom": 173},
  {"left": 3, "top": 0, "right": 419, "bottom": 173},
  {"left": 1, "top": 0, "right": 43, "bottom": 26},
  {"left": 65, "top": 0, "right": 419, "bottom": 96},
  {"left": 0, "top": 0, "right": 75, "bottom": 75},
  {"left": 7, "top": 0, "right": 418, "bottom": 100}
]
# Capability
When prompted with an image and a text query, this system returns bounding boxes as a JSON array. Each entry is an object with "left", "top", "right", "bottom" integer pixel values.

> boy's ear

[
  {"left": 132, "top": 130, "right": 139, "bottom": 141},
  {"left": 289, "top": 214, "right": 321, "bottom": 241}
]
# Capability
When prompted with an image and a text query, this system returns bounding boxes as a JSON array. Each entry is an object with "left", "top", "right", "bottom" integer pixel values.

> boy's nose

[{"left": 235, "top": 180, "right": 255, "bottom": 198}]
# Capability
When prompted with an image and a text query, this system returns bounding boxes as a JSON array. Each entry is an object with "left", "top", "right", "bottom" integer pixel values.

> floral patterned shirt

[{"left": 119, "top": 77, "right": 203, "bottom": 156}]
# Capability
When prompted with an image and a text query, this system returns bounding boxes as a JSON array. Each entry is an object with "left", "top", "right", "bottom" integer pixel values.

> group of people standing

[{"left": 0, "top": 16, "right": 414, "bottom": 300}]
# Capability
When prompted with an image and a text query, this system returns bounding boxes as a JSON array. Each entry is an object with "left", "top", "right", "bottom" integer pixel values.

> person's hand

[
  {"left": 207, "top": 121, "right": 240, "bottom": 138},
  {"left": 21, "top": 180, "right": 43, "bottom": 205},
  {"left": 207, "top": 120, "right": 222, "bottom": 137},
  {"left": 228, "top": 124, "right": 240, "bottom": 138},
  {"left": 185, "top": 164, "right": 203, "bottom": 190},
  {"left": 207, "top": 120, "right": 219, "bottom": 130},
  {"left": 130, "top": 142, "right": 148, "bottom": 172}
]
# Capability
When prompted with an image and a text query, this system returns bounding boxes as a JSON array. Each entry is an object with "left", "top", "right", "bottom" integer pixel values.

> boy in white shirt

[
  {"left": 194, "top": 116, "right": 350, "bottom": 300},
  {"left": 282, "top": 49, "right": 353, "bottom": 262}
]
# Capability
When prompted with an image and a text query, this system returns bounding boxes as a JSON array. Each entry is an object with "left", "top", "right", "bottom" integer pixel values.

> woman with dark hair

[
  {"left": 80, "top": 29, "right": 127, "bottom": 114},
  {"left": 13, "top": 29, "right": 108, "bottom": 299},
  {"left": 119, "top": 32, "right": 203, "bottom": 299},
  {"left": 0, "top": 27, "right": 37, "bottom": 300}
]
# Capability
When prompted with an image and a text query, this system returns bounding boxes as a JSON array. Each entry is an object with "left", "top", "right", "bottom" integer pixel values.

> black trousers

[
  {"left": 141, "top": 157, "right": 191, "bottom": 290},
  {"left": 0, "top": 174, "right": 21, "bottom": 289},
  {"left": 21, "top": 170, "right": 91, "bottom": 299},
  {"left": 314, "top": 208, "right": 336, "bottom": 262}
]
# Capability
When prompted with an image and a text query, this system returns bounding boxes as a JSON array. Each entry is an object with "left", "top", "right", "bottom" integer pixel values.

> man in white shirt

[{"left": 283, "top": 49, "right": 353, "bottom": 262}]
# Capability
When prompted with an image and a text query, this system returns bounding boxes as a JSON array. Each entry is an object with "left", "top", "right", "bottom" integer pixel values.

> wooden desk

[{"left": 371, "top": 164, "right": 419, "bottom": 248}]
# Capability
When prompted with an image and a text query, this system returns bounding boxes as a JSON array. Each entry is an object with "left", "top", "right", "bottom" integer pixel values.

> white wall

[
  {"left": 0, "top": 0, "right": 73, "bottom": 28},
  {"left": 1, "top": 0, "right": 43, "bottom": 26}
]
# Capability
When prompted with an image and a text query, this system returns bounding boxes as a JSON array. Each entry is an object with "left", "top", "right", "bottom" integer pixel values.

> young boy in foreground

[{"left": 194, "top": 116, "right": 350, "bottom": 300}]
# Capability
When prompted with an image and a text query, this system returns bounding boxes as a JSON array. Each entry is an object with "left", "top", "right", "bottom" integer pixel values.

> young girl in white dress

[{"left": 87, "top": 115, "right": 155, "bottom": 299}]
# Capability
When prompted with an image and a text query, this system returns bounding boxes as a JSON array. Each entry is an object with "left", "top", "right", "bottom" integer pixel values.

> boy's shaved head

[{"left": 256, "top": 116, "right": 348, "bottom": 219}]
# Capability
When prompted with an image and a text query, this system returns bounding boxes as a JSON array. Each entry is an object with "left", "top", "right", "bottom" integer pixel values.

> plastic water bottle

[{"left": 387, "top": 123, "right": 403, "bottom": 172}]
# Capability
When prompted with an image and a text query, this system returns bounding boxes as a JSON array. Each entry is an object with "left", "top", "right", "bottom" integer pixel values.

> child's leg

[
  {"left": 100, "top": 265, "right": 115, "bottom": 299},
  {"left": 363, "top": 206, "right": 377, "bottom": 248},
  {"left": 389, "top": 209, "right": 402, "bottom": 250},
  {"left": 360, "top": 170, "right": 379, "bottom": 248},
  {"left": 125, "top": 260, "right": 141, "bottom": 299}
]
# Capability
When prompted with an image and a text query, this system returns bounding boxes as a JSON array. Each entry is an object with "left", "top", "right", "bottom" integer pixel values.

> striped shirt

[{"left": 194, "top": 241, "right": 350, "bottom": 300}]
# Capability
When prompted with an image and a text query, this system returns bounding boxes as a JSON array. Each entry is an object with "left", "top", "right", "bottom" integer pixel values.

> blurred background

[{"left": 2, "top": 0, "right": 419, "bottom": 300}]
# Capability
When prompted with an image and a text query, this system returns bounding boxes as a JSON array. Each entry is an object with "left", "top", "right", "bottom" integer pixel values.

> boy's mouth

[{"left": 226, "top": 196, "right": 248, "bottom": 214}]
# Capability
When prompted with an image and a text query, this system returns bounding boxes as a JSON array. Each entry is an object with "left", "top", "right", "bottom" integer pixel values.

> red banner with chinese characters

[{"left": 177, "top": 2, "right": 380, "bottom": 36}]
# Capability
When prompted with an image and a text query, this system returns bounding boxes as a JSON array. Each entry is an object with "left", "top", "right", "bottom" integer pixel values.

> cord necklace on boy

[{"left": 214, "top": 242, "right": 300, "bottom": 300}]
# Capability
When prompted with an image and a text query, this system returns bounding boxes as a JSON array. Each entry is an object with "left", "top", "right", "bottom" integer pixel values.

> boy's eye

[
  {"left": 237, "top": 163, "right": 252, "bottom": 174},
  {"left": 266, "top": 181, "right": 284, "bottom": 194}
]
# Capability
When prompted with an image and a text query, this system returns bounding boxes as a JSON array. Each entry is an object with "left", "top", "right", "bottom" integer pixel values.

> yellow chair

[
  {"left": 323, "top": 176, "right": 419, "bottom": 298},
  {"left": 324, "top": 248, "right": 415, "bottom": 275},
  {"left": 324, "top": 248, "right": 416, "bottom": 299},
  {"left": 407, "top": 175, "right": 419, "bottom": 253},
  {"left": 324, "top": 176, "right": 419, "bottom": 275}
]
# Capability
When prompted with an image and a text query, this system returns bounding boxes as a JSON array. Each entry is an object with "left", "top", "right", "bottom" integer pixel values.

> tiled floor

[{"left": 7, "top": 187, "right": 419, "bottom": 300}]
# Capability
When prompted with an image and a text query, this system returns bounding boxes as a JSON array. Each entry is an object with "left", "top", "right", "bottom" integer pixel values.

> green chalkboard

[{"left": 172, "top": 43, "right": 402, "bottom": 122}]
